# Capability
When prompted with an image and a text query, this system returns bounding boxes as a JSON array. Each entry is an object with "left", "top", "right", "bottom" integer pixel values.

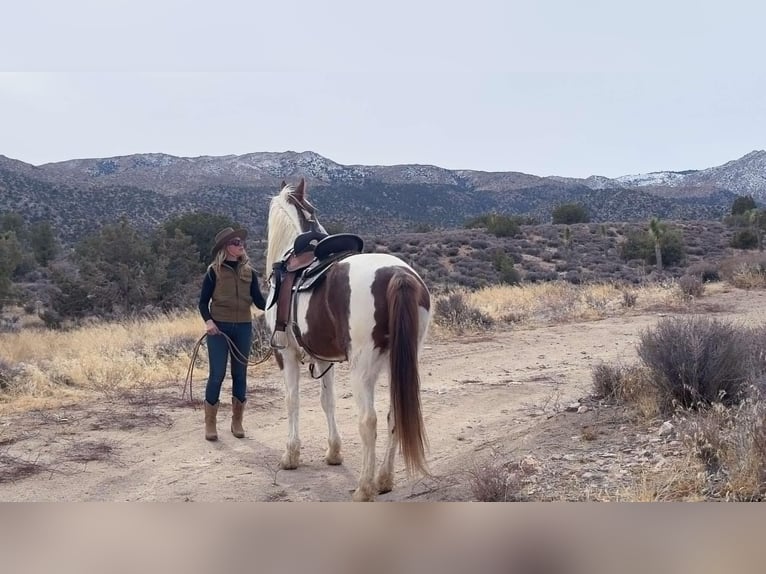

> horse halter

[{"left": 287, "top": 193, "right": 323, "bottom": 234}]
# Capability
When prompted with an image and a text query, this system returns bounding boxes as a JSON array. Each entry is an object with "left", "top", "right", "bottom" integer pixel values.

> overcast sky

[{"left": 1, "top": 0, "right": 764, "bottom": 178}]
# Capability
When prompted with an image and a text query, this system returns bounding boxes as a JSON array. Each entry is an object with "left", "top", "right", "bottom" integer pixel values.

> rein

[{"left": 181, "top": 331, "right": 272, "bottom": 402}]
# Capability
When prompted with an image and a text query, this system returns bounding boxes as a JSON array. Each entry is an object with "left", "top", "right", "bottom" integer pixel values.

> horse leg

[
  {"left": 351, "top": 364, "right": 379, "bottom": 502},
  {"left": 318, "top": 361, "right": 343, "bottom": 465},
  {"left": 279, "top": 352, "right": 302, "bottom": 470},
  {"left": 376, "top": 407, "right": 396, "bottom": 494}
]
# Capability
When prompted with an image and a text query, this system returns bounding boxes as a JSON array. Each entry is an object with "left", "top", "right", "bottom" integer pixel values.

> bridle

[{"left": 286, "top": 192, "right": 323, "bottom": 234}]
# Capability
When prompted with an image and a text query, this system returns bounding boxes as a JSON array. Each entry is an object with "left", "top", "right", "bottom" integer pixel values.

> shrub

[
  {"left": 434, "top": 293, "right": 494, "bottom": 332},
  {"left": 678, "top": 275, "right": 704, "bottom": 300},
  {"left": 621, "top": 290, "right": 637, "bottom": 308},
  {"left": 686, "top": 261, "right": 720, "bottom": 283},
  {"left": 637, "top": 317, "right": 753, "bottom": 409},
  {"left": 592, "top": 363, "right": 623, "bottom": 400},
  {"left": 620, "top": 228, "right": 685, "bottom": 267},
  {"left": 731, "top": 195, "right": 757, "bottom": 216},
  {"left": 467, "top": 456, "right": 529, "bottom": 502},
  {"left": 731, "top": 229, "right": 759, "bottom": 249},
  {"left": 0, "top": 358, "right": 25, "bottom": 392},
  {"left": 685, "top": 398, "right": 766, "bottom": 500},
  {"left": 552, "top": 203, "right": 589, "bottom": 224}
]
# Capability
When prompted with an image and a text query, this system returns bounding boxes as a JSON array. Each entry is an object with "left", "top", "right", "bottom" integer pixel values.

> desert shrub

[
  {"left": 592, "top": 363, "right": 623, "bottom": 400},
  {"left": 731, "top": 195, "right": 757, "bottom": 216},
  {"left": 620, "top": 229, "right": 685, "bottom": 267},
  {"left": 0, "top": 358, "right": 25, "bottom": 392},
  {"left": 686, "top": 261, "right": 721, "bottom": 283},
  {"left": 678, "top": 275, "right": 704, "bottom": 300},
  {"left": 434, "top": 293, "right": 494, "bottom": 332},
  {"left": 685, "top": 398, "right": 766, "bottom": 500},
  {"left": 621, "top": 290, "right": 637, "bottom": 308},
  {"left": 591, "top": 362, "right": 661, "bottom": 416},
  {"left": 469, "top": 239, "right": 489, "bottom": 249},
  {"left": 467, "top": 456, "right": 528, "bottom": 502},
  {"left": 491, "top": 251, "right": 521, "bottom": 286},
  {"left": 731, "top": 229, "right": 759, "bottom": 249},
  {"left": 564, "top": 270, "right": 581, "bottom": 284},
  {"left": 552, "top": 203, "right": 589, "bottom": 224},
  {"left": 638, "top": 317, "right": 753, "bottom": 409}
]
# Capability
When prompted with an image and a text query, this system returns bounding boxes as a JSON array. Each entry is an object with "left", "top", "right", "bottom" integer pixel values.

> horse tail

[{"left": 387, "top": 270, "right": 429, "bottom": 476}]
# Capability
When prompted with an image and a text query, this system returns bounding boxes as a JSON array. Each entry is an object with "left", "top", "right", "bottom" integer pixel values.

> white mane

[{"left": 266, "top": 185, "right": 304, "bottom": 272}]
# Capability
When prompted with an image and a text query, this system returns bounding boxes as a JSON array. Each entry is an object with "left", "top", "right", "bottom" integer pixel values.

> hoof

[
  {"left": 325, "top": 449, "right": 343, "bottom": 466},
  {"left": 376, "top": 476, "right": 393, "bottom": 494},
  {"left": 279, "top": 453, "right": 299, "bottom": 470},
  {"left": 352, "top": 484, "right": 376, "bottom": 502}
]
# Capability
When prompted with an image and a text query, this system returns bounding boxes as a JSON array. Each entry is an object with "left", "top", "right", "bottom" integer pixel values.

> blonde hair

[{"left": 208, "top": 246, "right": 253, "bottom": 280}]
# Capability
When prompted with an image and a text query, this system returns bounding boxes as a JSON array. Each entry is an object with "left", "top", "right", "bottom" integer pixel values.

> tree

[
  {"left": 28, "top": 221, "right": 59, "bottom": 266},
  {"left": 620, "top": 224, "right": 685, "bottom": 268},
  {"left": 147, "top": 228, "right": 204, "bottom": 310},
  {"left": 746, "top": 209, "right": 766, "bottom": 251},
  {"left": 162, "top": 212, "right": 237, "bottom": 263},
  {"left": 731, "top": 195, "right": 757, "bottom": 216},
  {"left": 75, "top": 219, "right": 154, "bottom": 315},
  {"left": 0, "top": 231, "right": 23, "bottom": 309},
  {"left": 649, "top": 218, "right": 664, "bottom": 271},
  {"left": 552, "top": 203, "right": 589, "bottom": 224},
  {"left": 0, "top": 212, "right": 25, "bottom": 237},
  {"left": 492, "top": 250, "right": 521, "bottom": 285}
]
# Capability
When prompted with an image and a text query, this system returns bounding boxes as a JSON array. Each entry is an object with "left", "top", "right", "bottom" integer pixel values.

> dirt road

[{"left": 2, "top": 287, "right": 764, "bottom": 501}]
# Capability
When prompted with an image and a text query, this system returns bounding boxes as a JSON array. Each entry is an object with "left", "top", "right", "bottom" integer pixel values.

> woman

[{"left": 198, "top": 226, "right": 266, "bottom": 441}]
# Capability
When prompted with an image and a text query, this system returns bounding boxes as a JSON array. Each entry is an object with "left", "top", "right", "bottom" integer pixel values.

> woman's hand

[{"left": 205, "top": 319, "right": 220, "bottom": 336}]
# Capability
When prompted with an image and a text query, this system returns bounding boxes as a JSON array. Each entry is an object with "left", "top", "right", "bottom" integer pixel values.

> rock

[
  {"left": 565, "top": 402, "right": 581, "bottom": 412},
  {"left": 658, "top": 421, "right": 674, "bottom": 437},
  {"left": 577, "top": 405, "right": 590, "bottom": 414}
]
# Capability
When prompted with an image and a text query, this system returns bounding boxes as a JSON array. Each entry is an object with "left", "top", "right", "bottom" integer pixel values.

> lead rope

[{"left": 182, "top": 332, "right": 273, "bottom": 403}]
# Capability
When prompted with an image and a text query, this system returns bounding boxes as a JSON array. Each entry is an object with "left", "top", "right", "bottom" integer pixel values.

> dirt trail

[{"left": 2, "top": 288, "right": 765, "bottom": 501}]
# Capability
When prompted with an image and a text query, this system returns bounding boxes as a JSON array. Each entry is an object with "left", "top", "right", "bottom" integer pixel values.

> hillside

[{"left": 0, "top": 150, "right": 762, "bottom": 243}]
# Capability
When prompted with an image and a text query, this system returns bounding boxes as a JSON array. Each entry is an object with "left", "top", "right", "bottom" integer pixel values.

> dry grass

[
  {"left": 467, "top": 453, "right": 535, "bottom": 502},
  {"left": 620, "top": 456, "right": 708, "bottom": 502},
  {"left": 683, "top": 398, "right": 766, "bottom": 500},
  {"left": 0, "top": 310, "right": 204, "bottom": 414},
  {"left": 460, "top": 281, "right": 691, "bottom": 328}
]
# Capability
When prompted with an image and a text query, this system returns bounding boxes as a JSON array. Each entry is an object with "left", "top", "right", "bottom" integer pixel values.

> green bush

[
  {"left": 731, "top": 229, "right": 759, "bottom": 249},
  {"left": 620, "top": 228, "right": 685, "bottom": 266},
  {"left": 731, "top": 195, "right": 757, "bottom": 216},
  {"left": 464, "top": 214, "right": 522, "bottom": 237},
  {"left": 552, "top": 203, "right": 589, "bottom": 224}
]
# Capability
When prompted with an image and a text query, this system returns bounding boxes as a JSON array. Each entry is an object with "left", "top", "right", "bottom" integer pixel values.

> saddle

[{"left": 269, "top": 232, "right": 364, "bottom": 350}]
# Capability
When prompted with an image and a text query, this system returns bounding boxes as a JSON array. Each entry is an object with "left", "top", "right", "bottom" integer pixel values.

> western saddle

[{"left": 268, "top": 231, "right": 364, "bottom": 351}]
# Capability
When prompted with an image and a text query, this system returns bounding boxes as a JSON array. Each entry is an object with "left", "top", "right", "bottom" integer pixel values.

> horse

[{"left": 264, "top": 178, "right": 432, "bottom": 501}]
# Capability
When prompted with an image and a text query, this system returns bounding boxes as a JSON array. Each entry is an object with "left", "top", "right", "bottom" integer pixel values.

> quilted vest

[{"left": 210, "top": 263, "right": 254, "bottom": 323}]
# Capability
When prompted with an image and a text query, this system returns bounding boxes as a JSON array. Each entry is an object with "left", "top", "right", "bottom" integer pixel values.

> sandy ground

[{"left": 2, "top": 287, "right": 766, "bottom": 501}]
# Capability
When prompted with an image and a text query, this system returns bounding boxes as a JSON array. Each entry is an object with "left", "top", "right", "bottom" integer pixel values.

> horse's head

[{"left": 266, "top": 178, "right": 327, "bottom": 270}]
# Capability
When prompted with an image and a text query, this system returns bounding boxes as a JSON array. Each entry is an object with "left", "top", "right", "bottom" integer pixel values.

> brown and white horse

[{"left": 264, "top": 178, "right": 432, "bottom": 501}]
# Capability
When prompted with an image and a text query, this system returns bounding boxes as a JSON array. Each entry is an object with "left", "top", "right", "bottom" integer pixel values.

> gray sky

[{"left": 1, "top": 0, "right": 764, "bottom": 178}]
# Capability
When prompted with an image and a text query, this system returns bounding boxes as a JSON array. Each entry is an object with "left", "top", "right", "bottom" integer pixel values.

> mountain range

[{"left": 1, "top": 149, "right": 764, "bottom": 244}]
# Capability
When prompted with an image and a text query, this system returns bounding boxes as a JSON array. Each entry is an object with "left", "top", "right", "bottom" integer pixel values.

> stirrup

[{"left": 270, "top": 330, "right": 288, "bottom": 350}]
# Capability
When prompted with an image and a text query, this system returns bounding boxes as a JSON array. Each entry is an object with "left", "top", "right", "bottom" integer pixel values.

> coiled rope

[{"left": 182, "top": 332, "right": 273, "bottom": 402}]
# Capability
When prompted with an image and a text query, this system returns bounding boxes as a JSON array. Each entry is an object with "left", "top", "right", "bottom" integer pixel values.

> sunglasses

[{"left": 227, "top": 239, "right": 245, "bottom": 247}]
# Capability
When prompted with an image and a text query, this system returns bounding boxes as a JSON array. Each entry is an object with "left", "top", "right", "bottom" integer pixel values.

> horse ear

[
  {"left": 281, "top": 180, "right": 287, "bottom": 190},
  {"left": 294, "top": 177, "right": 306, "bottom": 200}
]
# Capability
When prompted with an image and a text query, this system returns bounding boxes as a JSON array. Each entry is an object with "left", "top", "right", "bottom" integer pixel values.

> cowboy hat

[{"left": 211, "top": 227, "right": 248, "bottom": 255}]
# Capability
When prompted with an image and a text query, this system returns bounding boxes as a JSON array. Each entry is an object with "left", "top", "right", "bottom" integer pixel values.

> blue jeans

[{"left": 205, "top": 321, "right": 252, "bottom": 405}]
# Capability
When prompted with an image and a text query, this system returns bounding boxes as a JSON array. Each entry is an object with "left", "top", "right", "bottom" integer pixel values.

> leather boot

[
  {"left": 204, "top": 400, "right": 219, "bottom": 441},
  {"left": 231, "top": 397, "right": 245, "bottom": 438}
]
